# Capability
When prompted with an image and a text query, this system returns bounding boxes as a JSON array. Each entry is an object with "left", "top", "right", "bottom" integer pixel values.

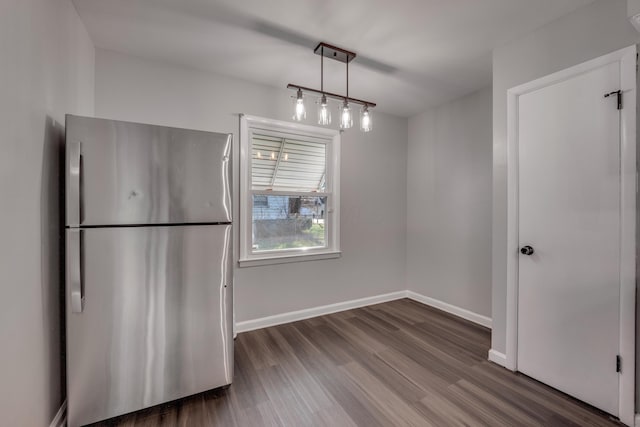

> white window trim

[{"left": 239, "top": 114, "right": 341, "bottom": 267}]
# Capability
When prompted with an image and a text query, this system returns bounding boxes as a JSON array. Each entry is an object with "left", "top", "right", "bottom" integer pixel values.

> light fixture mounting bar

[
  {"left": 314, "top": 42, "right": 356, "bottom": 64},
  {"left": 287, "top": 84, "right": 376, "bottom": 108}
]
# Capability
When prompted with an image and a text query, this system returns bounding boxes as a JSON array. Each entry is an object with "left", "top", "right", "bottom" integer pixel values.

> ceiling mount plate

[{"left": 314, "top": 42, "right": 356, "bottom": 63}]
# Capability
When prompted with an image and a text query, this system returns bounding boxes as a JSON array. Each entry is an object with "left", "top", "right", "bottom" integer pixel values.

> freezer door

[
  {"left": 66, "top": 225, "right": 233, "bottom": 427},
  {"left": 65, "top": 115, "right": 232, "bottom": 227}
]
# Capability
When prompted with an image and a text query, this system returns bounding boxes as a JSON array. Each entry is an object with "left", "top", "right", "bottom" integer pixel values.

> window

[
  {"left": 240, "top": 115, "right": 341, "bottom": 266},
  {"left": 253, "top": 195, "right": 268, "bottom": 208}
]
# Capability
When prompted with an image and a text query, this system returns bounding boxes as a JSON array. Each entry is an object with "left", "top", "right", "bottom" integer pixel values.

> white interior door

[{"left": 517, "top": 61, "right": 621, "bottom": 416}]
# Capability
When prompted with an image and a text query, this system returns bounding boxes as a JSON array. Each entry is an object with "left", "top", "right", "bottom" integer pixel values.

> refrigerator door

[
  {"left": 65, "top": 115, "right": 232, "bottom": 227},
  {"left": 66, "top": 225, "right": 233, "bottom": 427}
]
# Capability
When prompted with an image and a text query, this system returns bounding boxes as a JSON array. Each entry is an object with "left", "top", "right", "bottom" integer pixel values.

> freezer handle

[
  {"left": 68, "top": 229, "right": 84, "bottom": 313},
  {"left": 68, "top": 141, "right": 82, "bottom": 227}
]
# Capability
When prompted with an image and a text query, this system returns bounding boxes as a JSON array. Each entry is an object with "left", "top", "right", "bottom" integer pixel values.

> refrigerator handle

[
  {"left": 68, "top": 141, "right": 82, "bottom": 227},
  {"left": 68, "top": 229, "right": 84, "bottom": 313}
]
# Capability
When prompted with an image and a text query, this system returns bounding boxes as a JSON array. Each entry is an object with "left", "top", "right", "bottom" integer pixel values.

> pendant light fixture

[
  {"left": 360, "top": 104, "right": 372, "bottom": 132},
  {"left": 339, "top": 59, "right": 353, "bottom": 129},
  {"left": 340, "top": 100, "right": 353, "bottom": 129},
  {"left": 318, "top": 94, "right": 331, "bottom": 125},
  {"left": 317, "top": 45, "right": 331, "bottom": 125},
  {"left": 288, "top": 42, "right": 375, "bottom": 132},
  {"left": 292, "top": 88, "right": 306, "bottom": 121}
]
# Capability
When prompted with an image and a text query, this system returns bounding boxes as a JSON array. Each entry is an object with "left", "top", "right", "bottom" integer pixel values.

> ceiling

[{"left": 72, "top": 0, "right": 596, "bottom": 117}]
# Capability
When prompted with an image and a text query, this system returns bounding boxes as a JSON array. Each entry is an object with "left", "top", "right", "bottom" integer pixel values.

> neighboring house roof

[{"left": 251, "top": 132, "right": 326, "bottom": 192}]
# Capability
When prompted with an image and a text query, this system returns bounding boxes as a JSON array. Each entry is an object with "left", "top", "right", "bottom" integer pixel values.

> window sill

[{"left": 238, "top": 251, "right": 341, "bottom": 268}]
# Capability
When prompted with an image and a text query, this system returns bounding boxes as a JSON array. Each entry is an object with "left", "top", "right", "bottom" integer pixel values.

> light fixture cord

[
  {"left": 321, "top": 46, "right": 324, "bottom": 95},
  {"left": 346, "top": 60, "right": 349, "bottom": 102}
]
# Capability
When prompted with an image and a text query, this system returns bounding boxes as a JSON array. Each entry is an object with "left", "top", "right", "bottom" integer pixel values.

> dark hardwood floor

[{"left": 100, "top": 298, "right": 622, "bottom": 426}]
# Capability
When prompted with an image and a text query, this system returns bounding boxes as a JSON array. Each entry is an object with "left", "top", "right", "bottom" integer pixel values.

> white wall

[
  {"left": 407, "top": 88, "right": 492, "bottom": 318},
  {"left": 0, "top": 0, "right": 95, "bottom": 425},
  {"left": 491, "top": 0, "right": 640, "bottom": 407},
  {"left": 94, "top": 49, "right": 408, "bottom": 323}
]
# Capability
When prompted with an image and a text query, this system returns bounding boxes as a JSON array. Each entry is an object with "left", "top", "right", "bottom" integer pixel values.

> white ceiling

[{"left": 73, "top": 0, "right": 596, "bottom": 117}]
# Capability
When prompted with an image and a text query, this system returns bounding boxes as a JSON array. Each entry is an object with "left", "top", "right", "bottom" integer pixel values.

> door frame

[{"left": 504, "top": 45, "right": 636, "bottom": 425}]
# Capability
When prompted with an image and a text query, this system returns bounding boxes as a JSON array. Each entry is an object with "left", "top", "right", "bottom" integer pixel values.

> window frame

[{"left": 239, "top": 114, "right": 341, "bottom": 267}]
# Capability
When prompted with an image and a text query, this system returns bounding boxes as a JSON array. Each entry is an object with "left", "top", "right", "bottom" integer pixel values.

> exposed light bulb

[
  {"left": 284, "top": 153, "right": 289, "bottom": 161},
  {"left": 257, "top": 151, "right": 262, "bottom": 159},
  {"left": 340, "top": 100, "right": 353, "bottom": 129},
  {"left": 360, "top": 105, "right": 372, "bottom": 132},
  {"left": 292, "top": 88, "right": 306, "bottom": 121},
  {"left": 318, "top": 94, "right": 331, "bottom": 126}
]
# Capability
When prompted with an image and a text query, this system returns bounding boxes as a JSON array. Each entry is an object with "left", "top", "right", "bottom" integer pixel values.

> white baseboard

[
  {"left": 488, "top": 349, "right": 508, "bottom": 368},
  {"left": 237, "top": 290, "right": 494, "bottom": 333},
  {"left": 235, "top": 291, "right": 407, "bottom": 333},
  {"left": 405, "top": 291, "right": 492, "bottom": 329},
  {"left": 50, "top": 400, "right": 66, "bottom": 427}
]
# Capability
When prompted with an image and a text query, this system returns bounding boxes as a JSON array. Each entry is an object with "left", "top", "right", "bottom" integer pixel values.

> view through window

[
  {"left": 251, "top": 133, "right": 327, "bottom": 251},
  {"left": 240, "top": 116, "right": 340, "bottom": 265}
]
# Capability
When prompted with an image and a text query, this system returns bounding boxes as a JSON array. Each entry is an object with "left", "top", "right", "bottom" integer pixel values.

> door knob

[{"left": 520, "top": 245, "right": 534, "bottom": 256}]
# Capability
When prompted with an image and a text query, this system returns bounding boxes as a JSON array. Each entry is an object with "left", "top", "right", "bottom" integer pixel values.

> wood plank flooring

[{"left": 96, "top": 299, "right": 622, "bottom": 426}]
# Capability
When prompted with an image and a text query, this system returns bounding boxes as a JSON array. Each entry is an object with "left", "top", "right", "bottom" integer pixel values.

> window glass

[{"left": 252, "top": 195, "right": 327, "bottom": 251}]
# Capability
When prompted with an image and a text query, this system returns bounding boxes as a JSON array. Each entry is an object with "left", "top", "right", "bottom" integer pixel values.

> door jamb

[{"left": 504, "top": 45, "right": 636, "bottom": 425}]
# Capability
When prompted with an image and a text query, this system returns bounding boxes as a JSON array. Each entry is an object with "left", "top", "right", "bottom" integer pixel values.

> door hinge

[
  {"left": 604, "top": 90, "right": 622, "bottom": 110},
  {"left": 616, "top": 355, "right": 622, "bottom": 373}
]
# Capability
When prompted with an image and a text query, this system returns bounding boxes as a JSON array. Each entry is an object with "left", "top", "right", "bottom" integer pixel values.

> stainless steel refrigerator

[{"left": 64, "top": 115, "right": 234, "bottom": 427}]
